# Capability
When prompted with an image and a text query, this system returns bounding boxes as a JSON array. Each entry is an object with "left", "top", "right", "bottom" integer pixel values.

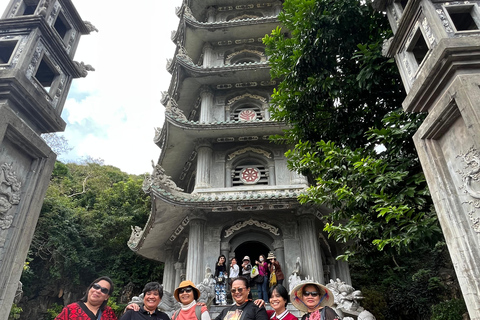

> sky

[{"left": 0, "top": 0, "right": 181, "bottom": 175}]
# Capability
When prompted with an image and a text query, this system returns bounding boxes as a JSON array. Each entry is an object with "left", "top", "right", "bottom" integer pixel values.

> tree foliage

[
  {"left": 264, "top": 0, "right": 441, "bottom": 259},
  {"left": 20, "top": 161, "right": 163, "bottom": 319},
  {"left": 264, "top": 0, "right": 462, "bottom": 318}
]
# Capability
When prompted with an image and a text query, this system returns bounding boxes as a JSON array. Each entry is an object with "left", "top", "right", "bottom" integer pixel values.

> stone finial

[
  {"left": 73, "top": 61, "right": 95, "bottom": 77},
  {"left": 143, "top": 162, "right": 183, "bottom": 193},
  {"left": 84, "top": 21, "right": 99, "bottom": 33},
  {"left": 127, "top": 225, "right": 144, "bottom": 248}
]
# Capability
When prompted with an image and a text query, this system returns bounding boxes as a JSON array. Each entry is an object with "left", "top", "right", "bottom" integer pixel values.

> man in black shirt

[{"left": 121, "top": 282, "right": 170, "bottom": 320}]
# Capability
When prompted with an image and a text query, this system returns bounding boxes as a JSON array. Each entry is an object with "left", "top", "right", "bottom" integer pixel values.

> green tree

[
  {"left": 263, "top": 0, "right": 459, "bottom": 318},
  {"left": 20, "top": 161, "right": 163, "bottom": 319}
]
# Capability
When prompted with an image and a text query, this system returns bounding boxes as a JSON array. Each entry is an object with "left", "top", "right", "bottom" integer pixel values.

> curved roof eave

[{"left": 129, "top": 183, "right": 305, "bottom": 262}]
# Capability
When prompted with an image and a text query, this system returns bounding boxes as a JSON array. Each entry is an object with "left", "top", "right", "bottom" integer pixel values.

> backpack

[{"left": 172, "top": 305, "right": 203, "bottom": 320}]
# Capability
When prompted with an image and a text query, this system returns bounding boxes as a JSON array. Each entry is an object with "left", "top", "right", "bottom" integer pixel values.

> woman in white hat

[
  {"left": 290, "top": 281, "right": 339, "bottom": 320},
  {"left": 172, "top": 280, "right": 211, "bottom": 320}
]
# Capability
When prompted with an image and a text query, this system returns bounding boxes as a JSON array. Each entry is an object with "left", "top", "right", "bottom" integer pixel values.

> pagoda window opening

[
  {"left": 232, "top": 162, "right": 269, "bottom": 186},
  {"left": 445, "top": 5, "right": 480, "bottom": 32},
  {"left": 34, "top": 55, "right": 59, "bottom": 93},
  {"left": 18, "top": 0, "right": 38, "bottom": 16},
  {"left": 53, "top": 11, "right": 72, "bottom": 41},
  {"left": 0, "top": 40, "right": 18, "bottom": 64},
  {"left": 232, "top": 105, "right": 263, "bottom": 121},
  {"left": 406, "top": 27, "right": 429, "bottom": 67},
  {"left": 225, "top": 49, "right": 265, "bottom": 65}
]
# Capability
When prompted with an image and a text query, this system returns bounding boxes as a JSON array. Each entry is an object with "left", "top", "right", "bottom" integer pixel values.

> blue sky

[{"left": 0, "top": 0, "right": 180, "bottom": 174}]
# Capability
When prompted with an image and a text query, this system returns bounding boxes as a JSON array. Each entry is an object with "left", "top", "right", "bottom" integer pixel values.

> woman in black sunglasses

[
  {"left": 55, "top": 276, "right": 117, "bottom": 320},
  {"left": 290, "top": 281, "right": 339, "bottom": 320},
  {"left": 171, "top": 280, "right": 211, "bottom": 320},
  {"left": 214, "top": 277, "right": 268, "bottom": 320}
]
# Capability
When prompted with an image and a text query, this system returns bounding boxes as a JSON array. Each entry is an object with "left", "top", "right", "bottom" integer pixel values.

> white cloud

[{"left": 0, "top": 0, "right": 180, "bottom": 174}]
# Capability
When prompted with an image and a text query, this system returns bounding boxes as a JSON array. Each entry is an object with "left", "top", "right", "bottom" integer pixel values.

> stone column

[
  {"left": 186, "top": 214, "right": 206, "bottom": 284},
  {"left": 206, "top": 7, "right": 216, "bottom": 23},
  {"left": 195, "top": 140, "right": 213, "bottom": 190},
  {"left": 202, "top": 43, "right": 215, "bottom": 68},
  {"left": 297, "top": 211, "right": 324, "bottom": 283},
  {"left": 162, "top": 246, "right": 175, "bottom": 292},
  {"left": 225, "top": 164, "right": 232, "bottom": 187},
  {"left": 221, "top": 241, "right": 230, "bottom": 261},
  {"left": 174, "top": 262, "right": 184, "bottom": 288},
  {"left": 334, "top": 259, "right": 351, "bottom": 285},
  {"left": 268, "top": 164, "right": 275, "bottom": 185},
  {"left": 199, "top": 86, "right": 214, "bottom": 124},
  {"left": 272, "top": 240, "right": 286, "bottom": 284}
]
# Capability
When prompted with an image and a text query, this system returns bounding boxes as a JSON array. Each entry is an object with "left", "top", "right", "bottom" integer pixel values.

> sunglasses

[
  {"left": 303, "top": 291, "right": 319, "bottom": 297},
  {"left": 231, "top": 287, "right": 246, "bottom": 294},
  {"left": 92, "top": 283, "right": 109, "bottom": 295},
  {"left": 179, "top": 287, "right": 193, "bottom": 294}
]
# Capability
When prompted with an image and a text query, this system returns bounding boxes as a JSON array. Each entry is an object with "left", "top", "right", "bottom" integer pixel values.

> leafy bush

[
  {"left": 431, "top": 299, "right": 468, "bottom": 320},
  {"left": 46, "top": 303, "right": 63, "bottom": 320},
  {"left": 8, "top": 304, "right": 22, "bottom": 320}
]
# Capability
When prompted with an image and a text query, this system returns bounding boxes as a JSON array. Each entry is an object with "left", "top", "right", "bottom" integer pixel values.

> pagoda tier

[{"left": 130, "top": 0, "right": 351, "bottom": 292}]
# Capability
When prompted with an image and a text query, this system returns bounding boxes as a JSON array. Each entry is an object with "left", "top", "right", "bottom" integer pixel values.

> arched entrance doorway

[{"left": 234, "top": 241, "right": 270, "bottom": 264}]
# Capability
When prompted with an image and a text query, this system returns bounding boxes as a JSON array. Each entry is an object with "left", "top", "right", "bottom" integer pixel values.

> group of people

[
  {"left": 214, "top": 252, "right": 286, "bottom": 305},
  {"left": 55, "top": 264, "right": 339, "bottom": 320}
]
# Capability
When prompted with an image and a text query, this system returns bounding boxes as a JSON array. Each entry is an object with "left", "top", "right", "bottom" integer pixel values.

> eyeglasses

[
  {"left": 179, "top": 288, "right": 193, "bottom": 294},
  {"left": 92, "top": 283, "right": 109, "bottom": 295},
  {"left": 303, "top": 291, "right": 319, "bottom": 297},
  {"left": 231, "top": 287, "right": 246, "bottom": 294}
]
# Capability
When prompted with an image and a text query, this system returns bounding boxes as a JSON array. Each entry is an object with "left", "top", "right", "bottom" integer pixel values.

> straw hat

[
  {"left": 173, "top": 280, "right": 201, "bottom": 302},
  {"left": 242, "top": 256, "right": 250, "bottom": 261},
  {"left": 290, "top": 280, "right": 334, "bottom": 312},
  {"left": 267, "top": 252, "right": 276, "bottom": 260}
]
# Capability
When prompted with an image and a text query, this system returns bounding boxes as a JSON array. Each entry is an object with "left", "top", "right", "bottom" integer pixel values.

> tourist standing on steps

[
  {"left": 121, "top": 282, "right": 170, "bottom": 320},
  {"left": 241, "top": 256, "right": 252, "bottom": 284},
  {"left": 229, "top": 258, "right": 240, "bottom": 284},
  {"left": 214, "top": 277, "right": 268, "bottom": 320},
  {"left": 267, "top": 252, "right": 285, "bottom": 286},
  {"left": 290, "top": 280, "right": 339, "bottom": 320},
  {"left": 215, "top": 254, "right": 228, "bottom": 305},
  {"left": 255, "top": 255, "right": 269, "bottom": 301},
  {"left": 55, "top": 276, "right": 117, "bottom": 320},
  {"left": 266, "top": 284, "right": 297, "bottom": 320},
  {"left": 171, "top": 280, "right": 211, "bottom": 320}
]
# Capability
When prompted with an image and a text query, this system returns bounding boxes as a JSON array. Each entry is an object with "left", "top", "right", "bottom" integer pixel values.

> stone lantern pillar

[
  {"left": 0, "top": 1, "right": 91, "bottom": 317},
  {"left": 373, "top": 1, "right": 480, "bottom": 317}
]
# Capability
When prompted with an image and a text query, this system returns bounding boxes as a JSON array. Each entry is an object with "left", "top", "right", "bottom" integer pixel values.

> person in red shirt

[
  {"left": 266, "top": 284, "right": 296, "bottom": 320},
  {"left": 55, "top": 276, "right": 117, "bottom": 320}
]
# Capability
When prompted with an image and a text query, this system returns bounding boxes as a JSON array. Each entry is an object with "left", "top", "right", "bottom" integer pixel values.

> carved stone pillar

[
  {"left": 292, "top": 171, "right": 308, "bottom": 185},
  {"left": 200, "top": 86, "right": 214, "bottom": 123},
  {"left": 186, "top": 214, "right": 206, "bottom": 284},
  {"left": 195, "top": 141, "right": 213, "bottom": 190},
  {"left": 202, "top": 43, "right": 215, "bottom": 69},
  {"left": 225, "top": 164, "right": 232, "bottom": 187},
  {"left": 206, "top": 7, "right": 216, "bottom": 23},
  {"left": 162, "top": 246, "right": 175, "bottom": 292},
  {"left": 268, "top": 164, "right": 275, "bottom": 185},
  {"left": 297, "top": 211, "right": 324, "bottom": 283},
  {"left": 272, "top": 240, "right": 286, "bottom": 284},
  {"left": 174, "top": 261, "right": 184, "bottom": 288},
  {"left": 221, "top": 241, "right": 230, "bottom": 261},
  {"left": 334, "top": 259, "right": 351, "bottom": 285}
]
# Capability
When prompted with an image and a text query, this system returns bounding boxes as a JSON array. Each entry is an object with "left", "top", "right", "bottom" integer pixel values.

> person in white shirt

[{"left": 229, "top": 258, "right": 240, "bottom": 279}]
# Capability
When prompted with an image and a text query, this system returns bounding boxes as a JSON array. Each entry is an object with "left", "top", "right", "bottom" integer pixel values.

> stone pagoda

[
  {"left": 373, "top": 0, "right": 480, "bottom": 318},
  {"left": 0, "top": 0, "right": 92, "bottom": 318},
  {"left": 129, "top": 0, "right": 351, "bottom": 294}
]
